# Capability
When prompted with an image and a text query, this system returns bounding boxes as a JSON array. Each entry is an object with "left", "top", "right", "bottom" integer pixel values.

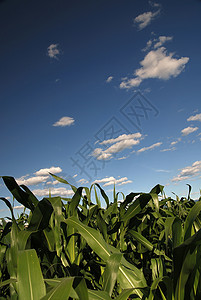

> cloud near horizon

[
  {"left": 172, "top": 160, "right": 201, "bottom": 182},
  {"left": 32, "top": 187, "right": 74, "bottom": 197},
  {"left": 16, "top": 166, "right": 62, "bottom": 186},
  {"left": 93, "top": 176, "right": 132, "bottom": 187}
]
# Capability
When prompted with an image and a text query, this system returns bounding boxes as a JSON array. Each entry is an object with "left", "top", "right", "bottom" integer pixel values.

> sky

[{"left": 1, "top": 0, "right": 201, "bottom": 217}]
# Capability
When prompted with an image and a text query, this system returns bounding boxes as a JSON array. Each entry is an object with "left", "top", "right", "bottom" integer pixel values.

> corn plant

[{"left": 0, "top": 174, "right": 201, "bottom": 299}]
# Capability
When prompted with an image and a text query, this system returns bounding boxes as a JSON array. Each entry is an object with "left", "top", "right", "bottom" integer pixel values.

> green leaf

[
  {"left": 28, "top": 198, "right": 53, "bottom": 231},
  {"left": 128, "top": 230, "right": 171, "bottom": 261},
  {"left": 172, "top": 217, "right": 183, "bottom": 248},
  {"left": 184, "top": 200, "right": 201, "bottom": 240},
  {"left": 115, "top": 289, "right": 135, "bottom": 300},
  {"left": 2, "top": 177, "right": 35, "bottom": 211},
  {"left": 88, "top": 290, "right": 111, "bottom": 300},
  {"left": 16, "top": 249, "right": 46, "bottom": 300},
  {"left": 0, "top": 278, "right": 17, "bottom": 288},
  {"left": 121, "top": 193, "right": 152, "bottom": 223},
  {"left": 94, "top": 183, "right": 109, "bottom": 208},
  {"left": 41, "top": 277, "right": 74, "bottom": 300},
  {"left": 65, "top": 217, "right": 111, "bottom": 261},
  {"left": 103, "top": 253, "right": 123, "bottom": 296},
  {"left": 49, "top": 173, "right": 77, "bottom": 193}
]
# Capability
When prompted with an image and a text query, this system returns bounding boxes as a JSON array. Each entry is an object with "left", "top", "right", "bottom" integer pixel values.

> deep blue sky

[{"left": 1, "top": 0, "right": 201, "bottom": 217}]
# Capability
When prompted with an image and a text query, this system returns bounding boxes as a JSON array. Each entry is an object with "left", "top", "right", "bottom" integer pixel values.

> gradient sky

[{"left": 1, "top": 0, "right": 201, "bottom": 217}]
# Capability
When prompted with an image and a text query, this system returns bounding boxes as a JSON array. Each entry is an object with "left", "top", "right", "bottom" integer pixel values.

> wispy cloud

[
  {"left": 137, "top": 142, "right": 162, "bottom": 153},
  {"left": 181, "top": 126, "right": 198, "bottom": 136},
  {"left": 187, "top": 113, "right": 201, "bottom": 122},
  {"left": 134, "top": 9, "right": 160, "bottom": 30},
  {"left": 92, "top": 133, "right": 142, "bottom": 160},
  {"left": 93, "top": 176, "right": 132, "bottom": 187},
  {"left": 120, "top": 44, "right": 189, "bottom": 89},
  {"left": 53, "top": 116, "right": 75, "bottom": 127},
  {"left": 160, "top": 147, "right": 176, "bottom": 152},
  {"left": 172, "top": 161, "right": 201, "bottom": 182},
  {"left": 47, "top": 44, "right": 61, "bottom": 59},
  {"left": 106, "top": 76, "right": 113, "bottom": 83}
]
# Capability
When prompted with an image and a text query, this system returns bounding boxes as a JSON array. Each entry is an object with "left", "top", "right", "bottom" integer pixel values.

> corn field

[{"left": 0, "top": 174, "right": 201, "bottom": 299}]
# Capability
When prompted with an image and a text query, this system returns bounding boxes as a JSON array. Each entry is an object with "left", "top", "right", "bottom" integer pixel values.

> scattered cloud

[
  {"left": 172, "top": 161, "right": 201, "bottom": 182},
  {"left": 120, "top": 46, "right": 189, "bottom": 89},
  {"left": 187, "top": 113, "right": 201, "bottom": 122},
  {"left": 170, "top": 141, "right": 178, "bottom": 146},
  {"left": 78, "top": 178, "right": 89, "bottom": 185},
  {"left": 106, "top": 76, "right": 113, "bottom": 83},
  {"left": 153, "top": 36, "right": 173, "bottom": 49},
  {"left": 35, "top": 167, "right": 62, "bottom": 176},
  {"left": 155, "top": 169, "right": 171, "bottom": 173},
  {"left": 100, "top": 133, "right": 142, "bottom": 145},
  {"left": 46, "top": 181, "right": 59, "bottom": 186},
  {"left": 92, "top": 133, "right": 142, "bottom": 160},
  {"left": 134, "top": 9, "right": 160, "bottom": 30},
  {"left": 32, "top": 187, "right": 74, "bottom": 197},
  {"left": 93, "top": 176, "right": 132, "bottom": 187},
  {"left": 13, "top": 205, "right": 24, "bottom": 210},
  {"left": 137, "top": 142, "right": 162, "bottom": 153},
  {"left": 117, "top": 156, "right": 128, "bottom": 160},
  {"left": 160, "top": 147, "right": 176, "bottom": 152},
  {"left": 149, "top": 1, "right": 161, "bottom": 8},
  {"left": 142, "top": 39, "right": 153, "bottom": 52},
  {"left": 47, "top": 44, "right": 61, "bottom": 59},
  {"left": 181, "top": 126, "right": 198, "bottom": 136},
  {"left": 16, "top": 176, "right": 49, "bottom": 186},
  {"left": 53, "top": 116, "right": 75, "bottom": 127},
  {"left": 16, "top": 167, "right": 62, "bottom": 186}
]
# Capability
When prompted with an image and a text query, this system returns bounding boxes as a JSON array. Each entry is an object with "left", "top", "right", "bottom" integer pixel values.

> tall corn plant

[{"left": 0, "top": 175, "right": 201, "bottom": 299}]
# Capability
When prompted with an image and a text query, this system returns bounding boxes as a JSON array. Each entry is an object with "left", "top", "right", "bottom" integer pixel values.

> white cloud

[
  {"left": 93, "top": 176, "right": 132, "bottom": 187},
  {"left": 181, "top": 126, "right": 198, "bottom": 136},
  {"left": 134, "top": 9, "right": 160, "bottom": 30},
  {"left": 153, "top": 36, "right": 173, "bottom": 48},
  {"left": 78, "top": 178, "right": 89, "bottom": 185},
  {"left": 92, "top": 133, "right": 142, "bottom": 160},
  {"left": 13, "top": 205, "right": 24, "bottom": 210},
  {"left": 53, "top": 116, "right": 75, "bottom": 127},
  {"left": 35, "top": 167, "right": 62, "bottom": 176},
  {"left": 187, "top": 113, "right": 201, "bottom": 122},
  {"left": 171, "top": 141, "right": 178, "bottom": 145},
  {"left": 32, "top": 187, "right": 74, "bottom": 197},
  {"left": 149, "top": 1, "right": 161, "bottom": 8},
  {"left": 142, "top": 39, "right": 152, "bottom": 52},
  {"left": 16, "top": 176, "right": 49, "bottom": 186},
  {"left": 100, "top": 133, "right": 142, "bottom": 145},
  {"left": 47, "top": 44, "right": 60, "bottom": 59},
  {"left": 137, "top": 142, "right": 162, "bottom": 153},
  {"left": 106, "top": 76, "right": 113, "bottom": 83},
  {"left": 160, "top": 147, "right": 176, "bottom": 152},
  {"left": 172, "top": 161, "right": 201, "bottom": 182},
  {"left": 46, "top": 181, "right": 59, "bottom": 186},
  {"left": 117, "top": 156, "right": 127, "bottom": 160},
  {"left": 120, "top": 46, "right": 189, "bottom": 89}
]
